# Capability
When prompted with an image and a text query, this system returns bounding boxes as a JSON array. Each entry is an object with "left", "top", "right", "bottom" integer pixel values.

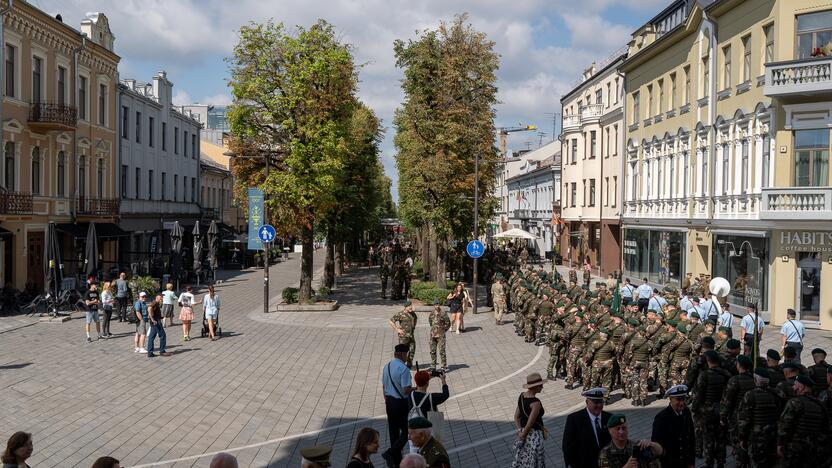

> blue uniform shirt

[
  {"left": 648, "top": 296, "right": 667, "bottom": 312},
  {"left": 679, "top": 296, "right": 693, "bottom": 313},
  {"left": 620, "top": 284, "right": 635, "bottom": 299},
  {"left": 741, "top": 314, "right": 765, "bottom": 334},
  {"left": 780, "top": 319, "right": 805, "bottom": 343},
  {"left": 382, "top": 358, "right": 412, "bottom": 399},
  {"left": 636, "top": 284, "right": 653, "bottom": 300},
  {"left": 718, "top": 311, "right": 733, "bottom": 328}
]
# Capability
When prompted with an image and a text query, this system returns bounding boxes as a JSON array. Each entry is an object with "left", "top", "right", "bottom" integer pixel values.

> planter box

[{"left": 275, "top": 300, "right": 339, "bottom": 312}]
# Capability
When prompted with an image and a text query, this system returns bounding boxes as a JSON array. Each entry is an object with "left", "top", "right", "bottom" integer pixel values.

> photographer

[
  {"left": 598, "top": 414, "right": 663, "bottom": 468},
  {"left": 409, "top": 370, "right": 449, "bottom": 428}
]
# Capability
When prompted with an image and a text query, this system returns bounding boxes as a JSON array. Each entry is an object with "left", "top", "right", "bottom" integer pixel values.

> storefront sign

[
  {"left": 623, "top": 239, "right": 638, "bottom": 257},
  {"left": 773, "top": 230, "right": 832, "bottom": 255}
]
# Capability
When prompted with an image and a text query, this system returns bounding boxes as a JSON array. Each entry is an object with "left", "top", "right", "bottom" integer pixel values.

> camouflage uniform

[
  {"left": 692, "top": 366, "right": 731, "bottom": 467},
  {"left": 598, "top": 439, "right": 661, "bottom": 468},
  {"left": 491, "top": 280, "right": 506, "bottom": 323},
  {"left": 417, "top": 436, "right": 450, "bottom": 468},
  {"left": 719, "top": 371, "right": 755, "bottom": 467},
  {"left": 390, "top": 308, "right": 417, "bottom": 366},
  {"left": 379, "top": 262, "right": 390, "bottom": 298},
  {"left": 565, "top": 321, "right": 587, "bottom": 387},
  {"left": 668, "top": 333, "right": 695, "bottom": 387},
  {"left": 391, "top": 263, "right": 404, "bottom": 300},
  {"left": 534, "top": 298, "right": 554, "bottom": 343},
  {"left": 624, "top": 330, "right": 652, "bottom": 406},
  {"left": 428, "top": 306, "right": 451, "bottom": 369},
  {"left": 737, "top": 385, "right": 781, "bottom": 468},
  {"left": 588, "top": 333, "right": 615, "bottom": 397},
  {"left": 524, "top": 297, "right": 540, "bottom": 342},
  {"left": 546, "top": 316, "right": 566, "bottom": 378},
  {"left": 778, "top": 394, "right": 831, "bottom": 467}
]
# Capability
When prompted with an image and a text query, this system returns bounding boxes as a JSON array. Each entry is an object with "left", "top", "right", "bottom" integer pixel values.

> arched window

[
  {"left": 4, "top": 141, "right": 14, "bottom": 191},
  {"left": 31, "top": 147, "right": 40, "bottom": 195},
  {"left": 79, "top": 155, "right": 87, "bottom": 198},
  {"left": 97, "top": 158, "right": 104, "bottom": 197},
  {"left": 57, "top": 151, "right": 66, "bottom": 196}
]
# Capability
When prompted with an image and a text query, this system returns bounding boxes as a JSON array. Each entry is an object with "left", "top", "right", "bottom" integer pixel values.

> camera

[
  {"left": 631, "top": 445, "right": 654, "bottom": 462},
  {"left": 430, "top": 369, "right": 445, "bottom": 377}
]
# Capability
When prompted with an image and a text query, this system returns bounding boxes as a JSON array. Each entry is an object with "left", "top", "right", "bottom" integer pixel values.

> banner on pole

[{"left": 247, "top": 188, "right": 264, "bottom": 251}]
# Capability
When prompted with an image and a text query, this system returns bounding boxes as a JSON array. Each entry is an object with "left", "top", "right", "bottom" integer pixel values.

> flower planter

[{"left": 275, "top": 300, "right": 339, "bottom": 312}]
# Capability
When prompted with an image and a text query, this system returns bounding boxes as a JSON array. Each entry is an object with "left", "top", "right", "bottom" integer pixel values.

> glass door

[{"left": 797, "top": 252, "right": 821, "bottom": 322}]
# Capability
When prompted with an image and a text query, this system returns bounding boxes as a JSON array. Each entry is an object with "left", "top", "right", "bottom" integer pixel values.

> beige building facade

[
  {"left": 622, "top": 0, "right": 832, "bottom": 330},
  {"left": 559, "top": 55, "right": 626, "bottom": 277},
  {"left": 0, "top": 4, "right": 120, "bottom": 291}
]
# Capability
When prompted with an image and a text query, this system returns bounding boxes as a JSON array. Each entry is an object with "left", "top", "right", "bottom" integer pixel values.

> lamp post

[{"left": 472, "top": 151, "right": 479, "bottom": 316}]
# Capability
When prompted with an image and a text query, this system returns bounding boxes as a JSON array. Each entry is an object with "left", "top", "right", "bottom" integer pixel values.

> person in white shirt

[
  {"left": 178, "top": 286, "right": 198, "bottom": 341},
  {"left": 740, "top": 306, "right": 765, "bottom": 356},
  {"left": 636, "top": 278, "right": 653, "bottom": 313},
  {"left": 648, "top": 290, "right": 668, "bottom": 313},
  {"left": 717, "top": 303, "right": 733, "bottom": 338},
  {"left": 679, "top": 293, "right": 693, "bottom": 314},
  {"left": 780, "top": 308, "right": 806, "bottom": 362}
]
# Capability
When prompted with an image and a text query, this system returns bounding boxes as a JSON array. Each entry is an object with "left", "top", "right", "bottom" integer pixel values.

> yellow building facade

[{"left": 622, "top": 0, "right": 832, "bottom": 329}]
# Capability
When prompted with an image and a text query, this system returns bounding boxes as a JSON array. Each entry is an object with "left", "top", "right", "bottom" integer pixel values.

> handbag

[
  {"left": 519, "top": 394, "right": 547, "bottom": 440},
  {"left": 425, "top": 394, "right": 445, "bottom": 442}
]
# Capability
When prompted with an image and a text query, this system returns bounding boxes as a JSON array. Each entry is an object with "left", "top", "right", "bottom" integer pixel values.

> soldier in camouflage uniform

[
  {"left": 568, "top": 267, "right": 577, "bottom": 285},
  {"left": 391, "top": 261, "right": 404, "bottom": 300},
  {"left": 737, "top": 367, "right": 782, "bottom": 468},
  {"left": 545, "top": 306, "right": 567, "bottom": 380},
  {"left": 719, "top": 355, "right": 755, "bottom": 467},
  {"left": 564, "top": 312, "right": 587, "bottom": 389},
  {"left": 598, "top": 414, "right": 663, "bottom": 468},
  {"left": 587, "top": 327, "right": 615, "bottom": 399},
  {"left": 666, "top": 324, "right": 695, "bottom": 387},
  {"left": 655, "top": 320, "right": 679, "bottom": 396},
  {"left": 808, "top": 347, "right": 829, "bottom": 396},
  {"left": 777, "top": 375, "right": 831, "bottom": 467},
  {"left": 523, "top": 292, "right": 540, "bottom": 343},
  {"left": 491, "top": 275, "right": 507, "bottom": 325},
  {"left": 624, "top": 323, "right": 652, "bottom": 406},
  {"left": 428, "top": 301, "right": 451, "bottom": 371},
  {"left": 534, "top": 293, "right": 554, "bottom": 345},
  {"left": 686, "top": 336, "right": 716, "bottom": 457},
  {"left": 379, "top": 259, "right": 390, "bottom": 299},
  {"left": 581, "top": 321, "right": 600, "bottom": 390},
  {"left": 388, "top": 301, "right": 418, "bottom": 367},
  {"left": 692, "top": 350, "right": 732, "bottom": 468}
]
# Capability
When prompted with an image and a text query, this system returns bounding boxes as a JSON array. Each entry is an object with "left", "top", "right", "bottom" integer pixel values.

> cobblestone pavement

[{"left": 1, "top": 255, "right": 830, "bottom": 467}]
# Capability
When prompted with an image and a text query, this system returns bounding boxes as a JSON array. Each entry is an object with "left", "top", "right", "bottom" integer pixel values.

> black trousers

[
  {"left": 384, "top": 396, "right": 408, "bottom": 458},
  {"left": 637, "top": 298, "right": 649, "bottom": 313}
]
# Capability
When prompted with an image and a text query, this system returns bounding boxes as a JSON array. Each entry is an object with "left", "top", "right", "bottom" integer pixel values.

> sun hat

[{"left": 523, "top": 372, "right": 545, "bottom": 389}]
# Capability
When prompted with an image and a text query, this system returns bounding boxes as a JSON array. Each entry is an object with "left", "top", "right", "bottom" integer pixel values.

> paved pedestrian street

[{"left": 0, "top": 254, "right": 830, "bottom": 467}]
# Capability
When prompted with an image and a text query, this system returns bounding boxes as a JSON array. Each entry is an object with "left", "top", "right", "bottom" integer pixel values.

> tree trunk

[
  {"left": 299, "top": 223, "right": 314, "bottom": 303},
  {"left": 335, "top": 241, "right": 344, "bottom": 276},
  {"left": 421, "top": 225, "right": 431, "bottom": 279},
  {"left": 435, "top": 236, "right": 447, "bottom": 290},
  {"left": 324, "top": 231, "right": 335, "bottom": 289}
]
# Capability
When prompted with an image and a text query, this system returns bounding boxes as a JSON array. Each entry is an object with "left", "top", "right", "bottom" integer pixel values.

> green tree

[
  {"left": 227, "top": 19, "right": 358, "bottom": 302},
  {"left": 394, "top": 15, "right": 499, "bottom": 288}
]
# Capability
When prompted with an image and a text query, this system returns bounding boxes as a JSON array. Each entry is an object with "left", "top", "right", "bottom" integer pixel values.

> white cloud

[
  {"left": 197, "top": 93, "right": 233, "bottom": 106},
  {"left": 172, "top": 89, "right": 192, "bottom": 107}
]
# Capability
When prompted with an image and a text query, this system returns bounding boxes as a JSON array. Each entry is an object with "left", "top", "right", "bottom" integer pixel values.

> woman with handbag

[
  {"left": 100, "top": 281, "right": 115, "bottom": 338},
  {"left": 445, "top": 284, "right": 464, "bottom": 334},
  {"left": 511, "top": 372, "right": 546, "bottom": 468}
]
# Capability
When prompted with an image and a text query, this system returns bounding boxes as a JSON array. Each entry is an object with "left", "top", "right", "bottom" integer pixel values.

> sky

[{"left": 40, "top": 0, "right": 671, "bottom": 201}]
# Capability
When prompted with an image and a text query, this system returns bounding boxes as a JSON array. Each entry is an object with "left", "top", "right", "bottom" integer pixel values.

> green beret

[
  {"left": 726, "top": 339, "right": 741, "bottom": 350},
  {"left": 663, "top": 286, "right": 674, "bottom": 293},
  {"left": 705, "top": 319, "right": 716, "bottom": 326},
  {"left": 579, "top": 300, "right": 589, "bottom": 306},
  {"left": 404, "top": 300, "right": 412, "bottom": 307},
  {"left": 432, "top": 299, "right": 440, "bottom": 305},
  {"left": 627, "top": 318, "right": 639, "bottom": 326},
  {"left": 677, "top": 324, "right": 687, "bottom": 334},
  {"left": 737, "top": 355, "right": 752, "bottom": 368},
  {"left": 607, "top": 413, "right": 627, "bottom": 429},
  {"left": 718, "top": 326, "right": 731, "bottom": 333},
  {"left": 689, "top": 311, "right": 700, "bottom": 319},
  {"left": 666, "top": 319, "right": 678, "bottom": 328},
  {"left": 692, "top": 296, "right": 701, "bottom": 302},
  {"left": 599, "top": 327, "right": 609, "bottom": 334},
  {"left": 648, "top": 308, "right": 660, "bottom": 314},
  {"left": 588, "top": 291, "right": 598, "bottom": 298},
  {"left": 408, "top": 417, "right": 433, "bottom": 429},
  {"left": 576, "top": 312, "right": 585, "bottom": 319}
]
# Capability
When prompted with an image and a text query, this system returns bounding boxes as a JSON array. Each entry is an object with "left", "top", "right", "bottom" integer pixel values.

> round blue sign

[
  {"left": 258, "top": 224, "right": 276, "bottom": 243},
  {"left": 466, "top": 240, "right": 484, "bottom": 259}
]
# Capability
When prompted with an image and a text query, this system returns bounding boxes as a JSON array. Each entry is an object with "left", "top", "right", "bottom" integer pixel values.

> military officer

[
  {"left": 428, "top": 300, "right": 451, "bottom": 371},
  {"left": 692, "top": 350, "right": 732, "bottom": 468},
  {"left": 408, "top": 417, "right": 450, "bottom": 468},
  {"left": 736, "top": 367, "right": 782, "bottom": 468},
  {"left": 598, "top": 414, "right": 663, "bottom": 468},
  {"left": 388, "top": 301, "right": 418, "bottom": 368}
]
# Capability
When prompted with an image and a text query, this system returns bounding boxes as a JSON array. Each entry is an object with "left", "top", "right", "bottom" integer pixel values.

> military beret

[
  {"left": 766, "top": 349, "right": 781, "bottom": 361},
  {"left": 663, "top": 286, "right": 674, "bottom": 293},
  {"left": 678, "top": 309, "right": 688, "bottom": 316},
  {"left": 408, "top": 417, "right": 433, "bottom": 429},
  {"left": 576, "top": 312, "right": 585, "bottom": 319},
  {"left": 627, "top": 318, "right": 639, "bottom": 326},
  {"left": 811, "top": 348, "right": 827, "bottom": 356},
  {"left": 705, "top": 319, "right": 717, "bottom": 326},
  {"left": 607, "top": 413, "right": 627, "bottom": 428},
  {"left": 753, "top": 367, "right": 770, "bottom": 379},
  {"left": 394, "top": 344, "right": 409, "bottom": 353},
  {"left": 665, "top": 384, "right": 689, "bottom": 398},
  {"left": 599, "top": 327, "right": 609, "bottom": 335},
  {"left": 648, "top": 308, "right": 659, "bottom": 314},
  {"left": 299, "top": 446, "right": 332, "bottom": 466},
  {"left": 718, "top": 326, "right": 731, "bottom": 333},
  {"left": 588, "top": 291, "right": 598, "bottom": 298},
  {"left": 581, "top": 387, "right": 607, "bottom": 400},
  {"left": 677, "top": 324, "right": 687, "bottom": 334},
  {"left": 726, "top": 339, "right": 741, "bottom": 350},
  {"left": 692, "top": 296, "right": 701, "bottom": 302},
  {"left": 795, "top": 375, "right": 815, "bottom": 387},
  {"left": 666, "top": 319, "right": 678, "bottom": 328},
  {"left": 404, "top": 300, "right": 412, "bottom": 307},
  {"left": 737, "top": 355, "right": 753, "bottom": 368},
  {"left": 689, "top": 311, "right": 700, "bottom": 319},
  {"left": 781, "top": 362, "right": 800, "bottom": 371}
]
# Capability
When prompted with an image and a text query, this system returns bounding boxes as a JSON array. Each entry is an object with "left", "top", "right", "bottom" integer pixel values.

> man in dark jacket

[
  {"left": 562, "top": 387, "right": 611, "bottom": 468},
  {"left": 652, "top": 384, "right": 696, "bottom": 468}
]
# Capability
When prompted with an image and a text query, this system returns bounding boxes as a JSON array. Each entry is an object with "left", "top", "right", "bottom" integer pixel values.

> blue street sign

[
  {"left": 466, "top": 240, "right": 484, "bottom": 259},
  {"left": 259, "top": 224, "right": 276, "bottom": 243}
]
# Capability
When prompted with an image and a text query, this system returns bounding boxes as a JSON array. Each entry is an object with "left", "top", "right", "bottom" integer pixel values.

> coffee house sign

[{"left": 773, "top": 230, "right": 832, "bottom": 254}]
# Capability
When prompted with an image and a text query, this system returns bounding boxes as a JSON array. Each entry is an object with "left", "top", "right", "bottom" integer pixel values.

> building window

[
  {"left": 796, "top": 10, "right": 832, "bottom": 59},
  {"left": 657, "top": 157, "right": 663, "bottom": 198},
  {"left": 135, "top": 111, "right": 141, "bottom": 143},
  {"left": 184, "top": 131, "right": 189, "bottom": 156},
  {"left": 604, "top": 177, "right": 609, "bottom": 206},
  {"left": 702, "top": 57, "right": 709, "bottom": 98},
  {"left": 161, "top": 172, "right": 167, "bottom": 201},
  {"left": 631, "top": 162, "right": 638, "bottom": 201},
  {"left": 174, "top": 127, "right": 179, "bottom": 154},
  {"left": 30, "top": 147, "right": 40, "bottom": 195},
  {"left": 571, "top": 139, "right": 577, "bottom": 164},
  {"left": 669, "top": 73, "right": 676, "bottom": 109},
  {"left": 174, "top": 174, "right": 178, "bottom": 201},
  {"left": 4, "top": 44, "right": 14, "bottom": 98},
  {"left": 606, "top": 83, "right": 611, "bottom": 108},
  {"left": 612, "top": 125, "right": 618, "bottom": 156},
  {"left": 4, "top": 142, "right": 14, "bottom": 191},
  {"left": 148, "top": 169, "right": 154, "bottom": 200},
  {"left": 742, "top": 35, "right": 751, "bottom": 83},
  {"left": 184, "top": 176, "right": 188, "bottom": 201},
  {"left": 762, "top": 134, "right": 771, "bottom": 188},
  {"left": 32, "top": 56, "right": 42, "bottom": 102},
  {"left": 647, "top": 85, "right": 654, "bottom": 117},
  {"left": 121, "top": 165, "right": 127, "bottom": 198},
  {"left": 669, "top": 155, "right": 675, "bottom": 197},
  {"left": 763, "top": 24, "right": 774, "bottom": 65},
  {"left": 589, "top": 179, "right": 596, "bottom": 206},
  {"left": 570, "top": 182, "right": 576, "bottom": 208},
  {"left": 623, "top": 229, "right": 686, "bottom": 287},
  {"left": 58, "top": 66, "right": 67, "bottom": 105},
  {"left": 79, "top": 155, "right": 86, "bottom": 198},
  {"left": 97, "top": 159, "right": 104, "bottom": 197},
  {"left": 78, "top": 76, "right": 87, "bottom": 120},
  {"left": 722, "top": 146, "right": 730, "bottom": 195},
  {"left": 712, "top": 234, "right": 768, "bottom": 311},
  {"left": 702, "top": 149, "right": 709, "bottom": 194},
  {"left": 590, "top": 131, "right": 597, "bottom": 158},
  {"left": 135, "top": 168, "right": 141, "bottom": 199},
  {"left": 684, "top": 66, "right": 691, "bottom": 104},
  {"left": 191, "top": 178, "right": 196, "bottom": 202},
  {"left": 98, "top": 84, "right": 107, "bottom": 126},
  {"left": 633, "top": 91, "right": 640, "bottom": 122},
  {"left": 149, "top": 117, "right": 155, "bottom": 147},
  {"left": 57, "top": 151, "right": 66, "bottom": 196},
  {"left": 192, "top": 134, "right": 197, "bottom": 158},
  {"left": 162, "top": 122, "right": 167, "bottom": 151},
  {"left": 613, "top": 78, "right": 619, "bottom": 104},
  {"left": 794, "top": 129, "right": 830, "bottom": 187},
  {"left": 657, "top": 79, "right": 664, "bottom": 115},
  {"left": 722, "top": 45, "right": 732, "bottom": 89},
  {"left": 683, "top": 152, "right": 689, "bottom": 195},
  {"left": 741, "top": 140, "right": 749, "bottom": 193},
  {"left": 595, "top": 89, "right": 603, "bottom": 107},
  {"left": 121, "top": 106, "right": 129, "bottom": 139},
  {"left": 612, "top": 176, "right": 617, "bottom": 207}
]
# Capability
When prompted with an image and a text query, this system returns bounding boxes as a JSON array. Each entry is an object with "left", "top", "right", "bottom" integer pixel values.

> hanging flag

[{"left": 247, "top": 188, "right": 264, "bottom": 251}]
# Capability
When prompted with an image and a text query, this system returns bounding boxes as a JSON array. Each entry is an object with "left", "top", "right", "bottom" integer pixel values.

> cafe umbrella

[
  {"left": 43, "top": 222, "right": 63, "bottom": 315},
  {"left": 170, "top": 221, "right": 184, "bottom": 289},
  {"left": 84, "top": 221, "right": 99, "bottom": 279},
  {"left": 207, "top": 220, "right": 219, "bottom": 282},
  {"left": 192, "top": 222, "right": 204, "bottom": 286}
]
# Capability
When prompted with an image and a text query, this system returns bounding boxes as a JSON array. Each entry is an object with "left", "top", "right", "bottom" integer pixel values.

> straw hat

[{"left": 523, "top": 372, "right": 545, "bottom": 389}]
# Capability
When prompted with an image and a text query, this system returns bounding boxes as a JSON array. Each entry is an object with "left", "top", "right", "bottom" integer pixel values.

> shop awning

[{"left": 56, "top": 222, "right": 128, "bottom": 239}]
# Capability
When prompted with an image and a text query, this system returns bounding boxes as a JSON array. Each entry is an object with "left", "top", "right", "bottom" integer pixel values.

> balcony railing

[
  {"left": 28, "top": 102, "right": 77, "bottom": 129},
  {"left": 761, "top": 187, "right": 832, "bottom": 220},
  {"left": 580, "top": 104, "right": 603, "bottom": 123},
  {"left": 562, "top": 115, "right": 581, "bottom": 131},
  {"left": 765, "top": 57, "right": 832, "bottom": 97},
  {"left": 0, "top": 191, "right": 33, "bottom": 214},
  {"left": 513, "top": 208, "right": 532, "bottom": 219},
  {"left": 76, "top": 197, "right": 119, "bottom": 216}
]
